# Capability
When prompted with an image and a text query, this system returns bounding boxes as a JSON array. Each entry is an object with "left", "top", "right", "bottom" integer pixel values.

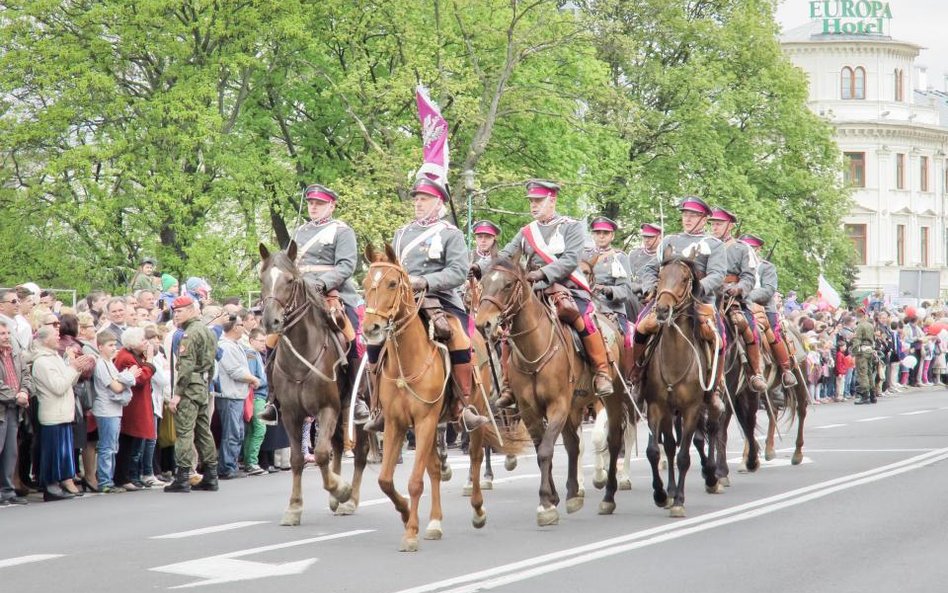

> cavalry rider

[
  {"left": 708, "top": 207, "right": 767, "bottom": 393},
  {"left": 739, "top": 234, "right": 798, "bottom": 388},
  {"left": 259, "top": 184, "right": 368, "bottom": 424},
  {"left": 631, "top": 197, "right": 726, "bottom": 402},
  {"left": 585, "top": 216, "right": 635, "bottom": 350},
  {"left": 627, "top": 223, "right": 662, "bottom": 299},
  {"left": 493, "top": 180, "right": 614, "bottom": 397},
  {"left": 471, "top": 220, "right": 501, "bottom": 266},
  {"left": 363, "top": 177, "right": 491, "bottom": 433}
]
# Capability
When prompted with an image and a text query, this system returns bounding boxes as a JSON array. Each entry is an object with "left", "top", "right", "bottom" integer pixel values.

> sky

[{"left": 775, "top": 0, "right": 948, "bottom": 91}]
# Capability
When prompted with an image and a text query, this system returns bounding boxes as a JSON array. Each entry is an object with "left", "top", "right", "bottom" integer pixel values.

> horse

[
  {"left": 258, "top": 242, "right": 367, "bottom": 526},
  {"left": 640, "top": 252, "right": 721, "bottom": 518},
  {"left": 476, "top": 254, "right": 626, "bottom": 525},
  {"left": 763, "top": 321, "right": 809, "bottom": 465}
]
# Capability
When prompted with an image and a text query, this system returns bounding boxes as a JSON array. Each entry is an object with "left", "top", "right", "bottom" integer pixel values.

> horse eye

[{"left": 387, "top": 280, "right": 397, "bottom": 289}]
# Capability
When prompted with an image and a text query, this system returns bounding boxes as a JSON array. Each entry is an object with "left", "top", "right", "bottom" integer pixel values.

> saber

[
  {"left": 484, "top": 340, "right": 504, "bottom": 404},
  {"left": 474, "top": 358, "right": 504, "bottom": 448},
  {"left": 610, "top": 359, "right": 652, "bottom": 438},
  {"left": 347, "top": 355, "right": 368, "bottom": 443}
]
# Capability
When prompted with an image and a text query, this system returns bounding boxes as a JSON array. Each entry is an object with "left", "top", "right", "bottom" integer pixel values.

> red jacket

[
  {"left": 115, "top": 348, "right": 156, "bottom": 439},
  {"left": 835, "top": 350, "right": 854, "bottom": 376}
]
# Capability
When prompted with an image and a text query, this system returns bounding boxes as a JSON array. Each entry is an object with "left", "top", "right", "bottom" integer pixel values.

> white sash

[
  {"left": 295, "top": 221, "right": 340, "bottom": 265},
  {"left": 396, "top": 221, "right": 447, "bottom": 264},
  {"left": 524, "top": 221, "right": 590, "bottom": 291}
]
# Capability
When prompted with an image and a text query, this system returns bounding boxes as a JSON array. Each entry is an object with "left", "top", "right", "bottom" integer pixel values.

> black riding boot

[
  {"left": 163, "top": 467, "right": 191, "bottom": 493},
  {"left": 192, "top": 463, "right": 219, "bottom": 491}
]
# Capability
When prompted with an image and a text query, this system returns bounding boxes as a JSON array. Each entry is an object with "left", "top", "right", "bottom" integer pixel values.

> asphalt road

[{"left": 3, "top": 387, "right": 948, "bottom": 593}]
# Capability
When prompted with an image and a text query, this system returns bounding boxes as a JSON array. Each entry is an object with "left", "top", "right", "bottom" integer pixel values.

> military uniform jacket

[
  {"left": 175, "top": 317, "right": 217, "bottom": 398},
  {"left": 640, "top": 232, "right": 725, "bottom": 304},
  {"left": 748, "top": 260, "right": 778, "bottom": 313},
  {"left": 294, "top": 219, "right": 360, "bottom": 308},
  {"left": 394, "top": 220, "right": 469, "bottom": 310},
  {"left": 498, "top": 217, "right": 591, "bottom": 299},
  {"left": 854, "top": 319, "right": 876, "bottom": 354},
  {"left": 470, "top": 248, "right": 497, "bottom": 269},
  {"left": 722, "top": 238, "right": 757, "bottom": 297},
  {"left": 627, "top": 247, "right": 657, "bottom": 295},
  {"left": 584, "top": 247, "right": 634, "bottom": 316}
]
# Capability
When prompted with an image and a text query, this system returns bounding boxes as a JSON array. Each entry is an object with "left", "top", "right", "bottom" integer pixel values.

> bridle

[
  {"left": 654, "top": 260, "right": 694, "bottom": 327},
  {"left": 363, "top": 262, "right": 420, "bottom": 338},
  {"left": 478, "top": 266, "right": 538, "bottom": 338},
  {"left": 260, "top": 265, "right": 308, "bottom": 333}
]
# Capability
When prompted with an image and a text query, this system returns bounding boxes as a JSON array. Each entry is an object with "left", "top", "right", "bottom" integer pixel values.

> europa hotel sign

[{"left": 809, "top": 1, "right": 892, "bottom": 34}]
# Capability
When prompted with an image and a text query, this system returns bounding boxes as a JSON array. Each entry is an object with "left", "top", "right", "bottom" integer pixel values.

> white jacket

[{"left": 31, "top": 346, "right": 80, "bottom": 426}]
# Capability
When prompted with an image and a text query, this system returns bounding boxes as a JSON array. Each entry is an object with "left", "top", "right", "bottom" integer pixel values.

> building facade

[{"left": 782, "top": 17, "right": 948, "bottom": 300}]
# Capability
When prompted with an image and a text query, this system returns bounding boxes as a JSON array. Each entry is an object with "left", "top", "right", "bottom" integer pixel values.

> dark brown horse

[
  {"left": 641, "top": 253, "right": 720, "bottom": 518},
  {"left": 258, "top": 242, "right": 368, "bottom": 526},
  {"left": 763, "top": 321, "right": 809, "bottom": 465},
  {"left": 476, "top": 255, "right": 626, "bottom": 525}
]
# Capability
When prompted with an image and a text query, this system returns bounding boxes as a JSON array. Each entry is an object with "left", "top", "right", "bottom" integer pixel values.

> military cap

[
  {"left": 140, "top": 257, "right": 157, "bottom": 266},
  {"left": 172, "top": 295, "right": 195, "bottom": 309},
  {"left": 525, "top": 179, "right": 560, "bottom": 199},
  {"left": 303, "top": 184, "right": 338, "bottom": 203},
  {"left": 738, "top": 233, "right": 764, "bottom": 248},
  {"left": 677, "top": 196, "right": 712, "bottom": 216},
  {"left": 411, "top": 176, "right": 449, "bottom": 201},
  {"left": 589, "top": 216, "right": 619, "bottom": 232},
  {"left": 640, "top": 223, "right": 663, "bottom": 237},
  {"left": 709, "top": 207, "right": 737, "bottom": 223},
  {"left": 472, "top": 220, "right": 501, "bottom": 236}
]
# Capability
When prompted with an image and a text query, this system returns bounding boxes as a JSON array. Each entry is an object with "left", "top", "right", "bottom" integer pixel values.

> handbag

[
  {"left": 157, "top": 402, "right": 176, "bottom": 448},
  {"left": 242, "top": 386, "right": 254, "bottom": 422}
]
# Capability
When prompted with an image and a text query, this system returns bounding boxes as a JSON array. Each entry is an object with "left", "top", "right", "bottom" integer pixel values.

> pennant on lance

[{"left": 415, "top": 85, "right": 449, "bottom": 185}]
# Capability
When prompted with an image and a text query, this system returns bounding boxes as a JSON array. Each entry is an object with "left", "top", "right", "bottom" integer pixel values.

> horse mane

[
  {"left": 487, "top": 255, "right": 524, "bottom": 277},
  {"left": 269, "top": 248, "right": 335, "bottom": 328}
]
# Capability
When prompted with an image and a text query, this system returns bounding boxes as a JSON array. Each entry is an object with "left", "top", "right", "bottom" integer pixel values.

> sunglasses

[{"left": 44, "top": 321, "right": 61, "bottom": 327}]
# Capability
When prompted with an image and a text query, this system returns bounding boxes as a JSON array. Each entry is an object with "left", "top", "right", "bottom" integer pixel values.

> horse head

[
  {"left": 654, "top": 246, "right": 699, "bottom": 324},
  {"left": 475, "top": 247, "right": 527, "bottom": 341},
  {"left": 580, "top": 253, "right": 599, "bottom": 289},
  {"left": 258, "top": 241, "right": 303, "bottom": 334},
  {"left": 362, "top": 243, "right": 413, "bottom": 345}
]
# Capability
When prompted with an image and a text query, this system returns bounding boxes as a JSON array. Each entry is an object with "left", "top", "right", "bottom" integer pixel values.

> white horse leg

[
  {"left": 618, "top": 419, "right": 635, "bottom": 490},
  {"left": 576, "top": 425, "right": 586, "bottom": 497},
  {"left": 591, "top": 410, "right": 608, "bottom": 490}
]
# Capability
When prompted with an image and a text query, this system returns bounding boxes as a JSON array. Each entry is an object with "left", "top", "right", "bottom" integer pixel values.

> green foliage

[{"left": 0, "top": 0, "right": 850, "bottom": 297}]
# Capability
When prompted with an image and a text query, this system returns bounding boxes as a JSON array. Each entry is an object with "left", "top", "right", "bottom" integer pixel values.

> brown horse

[
  {"left": 476, "top": 255, "right": 626, "bottom": 525},
  {"left": 763, "top": 321, "right": 809, "bottom": 465},
  {"left": 258, "top": 242, "right": 367, "bottom": 526},
  {"left": 641, "top": 253, "right": 721, "bottom": 518}
]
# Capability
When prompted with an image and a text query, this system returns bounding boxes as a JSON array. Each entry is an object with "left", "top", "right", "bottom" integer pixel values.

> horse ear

[
  {"left": 509, "top": 245, "right": 523, "bottom": 264},
  {"left": 384, "top": 243, "right": 398, "bottom": 264},
  {"left": 286, "top": 239, "right": 298, "bottom": 263},
  {"left": 364, "top": 243, "right": 377, "bottom": 263},
  {"left": 259, "top": 243, "right": 270, "bottom": 261},
  {"left": 661, "top": 244, "right": 674, "bottom": 264}
]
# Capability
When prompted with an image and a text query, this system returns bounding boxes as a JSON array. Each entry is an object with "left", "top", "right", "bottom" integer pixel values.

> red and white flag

[
  {"left": 817, "top": 274, "right": 841, "bottom": 309},
  {"left": 415, "top": 85, "right": 449, "bottom": 185}
]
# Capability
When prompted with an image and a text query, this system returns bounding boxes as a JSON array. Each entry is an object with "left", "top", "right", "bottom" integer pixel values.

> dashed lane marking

[
  {"left": 0, "top": 554, "right": 64, "bottom": 569},
  {"left": 856, "top": 416, "right": 889, "bottom": 423},
  {"left": 151, "top": 521, "right": 269, "bottom": 540}
]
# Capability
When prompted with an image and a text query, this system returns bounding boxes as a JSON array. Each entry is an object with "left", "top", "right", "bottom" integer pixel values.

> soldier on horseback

[
  {"left": 585, "top": 216, "right": 635, "bottom": 351},
  {"left": 627, "top": 223, "right": 662, "bottom": 300},
  {"left": 491, "top": 180, "right": 614, "bottom": 397},
  {"left": 708, "top": 207, "right": 768, "bottom": 393},
  {"left": 631, "top": 196, "right": 726, "bottom": 404},
  {"left": 259, "top": 184, "right": 369, "bottom": 424},
  {"left": 739, "top": 234, "right": 799, "bottom": 388},
  {"left": 363, "top": 177, "right": 490, "bottom": 433},
  {"left": 471, "top": 220, "right": 501, "bottom": 266}
]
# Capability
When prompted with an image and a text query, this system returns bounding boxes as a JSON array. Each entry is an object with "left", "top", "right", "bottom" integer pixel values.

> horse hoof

[
  {"left": 328, "top": 496, "right": 339, "bottom": 512},
  {"left": 598, "top": 501, "right": 616, "bottom": 515},
  {"left": 424, "top": 520, "right": 443, "bottom": 540},
  {"left": 537, "top": 506, "right": 559, "bottom": 526},
  {"left": 399, "top": 537, "right": 419, "bottom": 552},
  {"left": 576, "top": 487, "right": 585, "bottom": 498},
  {"left": 706, "top": 482, "right": 724, "bottom": 494},
  {"left": 593, "top": 474, "right": 607, "bottom": 490},
  {"left": 669, "top": 505, "right": 686, "bottom": 518},
  {"left": 334, "top": 482, "right": 353, "bottom": 504},
  {"left": 505, "top": 455, "right": 517, "bottom": 471},
  {"left": 718, "top": 476, "right": 731, "bottom": 488},
  {"left": 618, "top": 478, "right": 632, "bottom": 491},
  {"left": 664, "top": 498, "right": 675, "bottom": 509},
  {"left": 441, "top": 466, "right": 453, "bottom": 482},
  {"left": 765, "top": 448, "right": 776, "bottom": 461},
  {"left": 472, "top": 510, "right": 487, "bottom": 529},
  {"left": 745, "top": 460, "right": 760, "bottom": 473},
  {"left": 482, "top": 479, "right": 493, "bottom": 491},
  {"left": 334, "top": 500, "right": 357, "bottom": 516},
  {"left": 462, "top": 482, "right": 473, "bottom": 497},
  {"left": 280, "top": 510, "right": 302, "bottom": 526},
  {"left": 791, "top": 452, "right": 804, "bottom": 466},
  {"left": 566, "top": 496, "right": 584, "bottom": 514}
]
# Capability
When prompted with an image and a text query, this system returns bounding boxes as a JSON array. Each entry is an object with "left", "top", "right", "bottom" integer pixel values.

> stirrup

[
  {"left": 594, "top": 372, "right": 614, "bottom": 397},
  {"left": 257, "top": 403, "right": 278, "bottom": 426},
  {"left": 461, "top": 406, "right": 489, "bottom": 432},
  {"left": 363, "top": 410, "right": 385, "bottom": 433},
  {"left": 749, "top": 374, "right": 767, "bottom": 393},
  {"left": 780, "top": 369, "right": 798, "bottom": 388}
]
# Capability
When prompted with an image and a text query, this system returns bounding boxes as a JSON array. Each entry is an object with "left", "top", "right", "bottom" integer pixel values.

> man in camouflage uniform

[
  {"left": 165, "top": 295, "right": 220, "bottom": 493},
  {"left": 633, "top": 196, "right": 727, "bottom": 402},
  {"left": 363, "top": 177, "right": 490, "bottom": 433},
  {"left": 259, "top": 183, "right": 368, "bottom": 423},
  {"left": 853, "top": 306, "right": 879, "bottom": 405},
  {"left": 740, "top": 234, "right": 798, "bottom": 387},
  {"left": 708, "top": 207, "right": 767, "bottom": 393},
  {"left": 492, "top": 180, "right": 614, "bottom": 397}
]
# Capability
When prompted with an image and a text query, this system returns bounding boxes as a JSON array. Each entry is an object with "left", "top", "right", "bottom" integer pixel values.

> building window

[
  {"left": 846, "top": 224, "right": 867, "bottom": 265},
  {"left": 896, "top": 224, "right": 905, "bottom": 266},
  {"left": 841, "top": 66, "right": 866, "bottom": 100},
  {"left": 921, "top": 226, "right": 930, "bottom": 267},
  {"left": 844, "top": 152, "right": 866, "bottom": 187},
  {"left": 921, "top": 156, "right": 930, "bottom": 192},
  {"left": 896, "top": 153, "right": 905, "bottom": 189},
  {"left": 894, "top": 68, "right": 904, "bottom": 102},
  {"left": 841, "top": 67, "right": 854, "bottom": 99}
]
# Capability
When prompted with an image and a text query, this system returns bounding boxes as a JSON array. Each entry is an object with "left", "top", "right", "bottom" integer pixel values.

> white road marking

[
  {"left": 814, "top": 423, "right": 847, "bottom": 429},
  {"left": 856, "top": 416, "right": 889, "bottom": 423},
  {"left": 0, "top": 554, "right": 63, "bottom": 569},
  {"left": 151, "top": 529, "right": 372, "bottom": 589},
  {"left": 789, "top": 448, "right": 935, "bottom": 453},
  {"left": 727, "top": 456, "right": 812, "bottom": 467},
  {"left": 900, "top": 410, "right": 933, "bottom": 416},
  {"left": 151, "top": 521, "right": 268, "bottom": 540},
  {"left": 389, "top": 448, "right": 948, "bottom": 593}
]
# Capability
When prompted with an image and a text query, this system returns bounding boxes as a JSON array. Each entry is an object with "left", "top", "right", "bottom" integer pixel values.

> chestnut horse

[
  {"left": 258, "top": 242, "right": 367, "bottom": 526},
  {"left": 641, "top": 253, "right": 721, "bottom": 518},
  {"left": 763, "top": 321, "right": 809, "bottom": 465},
  {"left": 476, "top": 255, "right": 626, "bottom": 525}
]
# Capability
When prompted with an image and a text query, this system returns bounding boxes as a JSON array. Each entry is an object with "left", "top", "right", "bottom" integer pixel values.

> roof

[
  {"left": 780, "top": 20, "right": 924, "bottom": 51},
  {"left": 915, "top": 89, "right": 948, "bottom": 129}
]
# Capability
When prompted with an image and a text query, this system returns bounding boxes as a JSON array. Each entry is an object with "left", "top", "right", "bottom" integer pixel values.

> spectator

[
  {"left": 31, "top": 323, "right": 94, "bottom": 501},
  {"left": 114, "top": 328, "right": 156, "bottom": 491},
  {"left": 101, "top": 297, "right": 128, "bottom": 340},
  {"left": 242, "top": 328, "right": 268, "bottom": 476},
  {"left": 835, "top": 342, "right": 853, "bottom": 401},
  {"left": 13, "top": 286, "right": 35, "bottom": 352},
  {"left": 159, "top": 275, "right": 179, "bottom": 311},
  {"left": 0, "top": 323, "right": 31, "bottom": 505},
  {"left": 84, "top": 290, "right": 109, "bottom": 327},
  {"left": 58, "top": 314, "right": 94, "bottom": 489},
  {"left": 0, "top": 290, "right": 19, "bottom": 353},
  {"left": 215, "top": 315, "right": 259, "bottom": 479},
  {"left": 76, "top": 312, "right": 100, "bottom": 490},
  {"left": 142, "top": 325, "right": 171, "bottom": 485},
  {"left": 129, "top": 257, "right": 158, "bottom": 292},
  {"left": 92, "top": 331, "right": 139, "bottom": 494},
  {"left": 783, "top": 290, "right": 802, "bottom": 316}
]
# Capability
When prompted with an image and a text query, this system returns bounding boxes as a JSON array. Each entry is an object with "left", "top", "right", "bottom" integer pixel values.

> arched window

[
  {"left": 841, "top": 67, "right": 854, "bottom": 99},
  {"left": 894, "top": 68, "right": 904, "bottom": 102},
  {"left": 841, "top": 66, "right": 866, "bottom": 100}
]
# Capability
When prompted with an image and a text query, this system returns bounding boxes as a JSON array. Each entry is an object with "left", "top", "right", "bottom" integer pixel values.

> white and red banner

[
  {"left": 817, "top": 274, "right": 841, "bottom": 309},
  {"left": 415, "top": 85, "right": 449, "bottom": 185}
]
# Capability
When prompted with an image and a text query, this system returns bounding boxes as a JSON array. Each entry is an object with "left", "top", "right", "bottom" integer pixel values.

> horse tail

[{"left": 479, "top": 419, "right": 530, "bottom": 457}]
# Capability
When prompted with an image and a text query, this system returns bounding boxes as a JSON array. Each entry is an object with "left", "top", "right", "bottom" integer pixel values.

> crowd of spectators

[{"left": 0, "top": 267, "right": 299, "bottom": 506}]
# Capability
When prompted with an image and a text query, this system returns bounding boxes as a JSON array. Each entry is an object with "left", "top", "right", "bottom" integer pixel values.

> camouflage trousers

[{"left": 173, "top": 393, "right": 218, "bottom": 470}]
